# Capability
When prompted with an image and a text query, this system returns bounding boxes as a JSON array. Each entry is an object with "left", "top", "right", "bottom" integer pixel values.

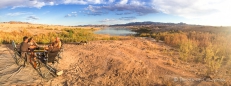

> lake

[{"left": 94, "top": 27, "right": 137, "bottom": 36}]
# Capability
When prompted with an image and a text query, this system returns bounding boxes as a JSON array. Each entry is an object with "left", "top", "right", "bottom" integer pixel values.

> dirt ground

[{"left": 0, "top": 37, "right": 230, "bottom": 86}]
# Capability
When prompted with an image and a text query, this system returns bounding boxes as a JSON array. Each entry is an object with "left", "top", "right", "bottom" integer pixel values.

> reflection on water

[{"left": 94, "top": 27, "right": 136, "bottom": 36}]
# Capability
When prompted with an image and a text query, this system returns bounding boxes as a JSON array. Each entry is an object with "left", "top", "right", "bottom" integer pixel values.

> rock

[{"left": 56, "top": 70, "right": 64, "bottom": 76}]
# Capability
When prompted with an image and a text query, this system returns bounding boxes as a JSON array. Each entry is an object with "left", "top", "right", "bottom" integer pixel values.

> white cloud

[
  {"left": 11, "top": 0, "right": 46, "bottom": 9},
  {"left": 63, "top": 0, "right": 87, "bottom": 4},
  {"left": 72, "top": 11, "right": 77, "bottom": 13},
  {"left": 1, "top": 0, "right": 229, "bottom": 25},
  {"left": 85, "top": 5, "right": 97, "bottom": 12},
  {"left": 152, "top": 0, "right": 231, "bottom": 18},
  {"left": 85, "top": 5, "right": 108, "bottom": 16},
  {"left": 99, "top": 18, "right": 117, "bottom": 22},
  {"left": 49, "top": 2, "right": 55, "bottom": 5},
  {"left": 63, "top": 0, "right": 105, "bottom": 4},
  {"left": 87, "top": 11, "right": 107, "bottom": 16},
  {"left": 130, "top": 0, "right": 145, "bottom": 6},
  {"left": 65, "top": 12, "right": 78, "bottom": 17},
  {"left": 0, "top": 0, "right": 57, "bottom": 9},
  {"left": 152, "top": 0, "right": 231, "bottom": 25},
  {"left": 109, "top": 0, "right": 115, "bottom": 3},
  {"left": 152, "top": 0, "right": 217, "bottom": 18},
  {"left": 85, "top": 3, "right": 158, "bottom": 16},
  {"left": 119, "top": 0, "right": 128, "bottom": 4},
  {"left": 99, "top": 17, "right": 137, "bottom": 24},
  {"left": 6, "top": 12, "right": 32, "bottom": 16},
  {"left": 0, "top": 0, "right": 23, "bottom": 9},
  {"left": 43, "top": 11, "right": 50, "bottom": 14},
  {"left": 65, "top": 14, "right": 72, "bottom": 17},
  {"left": 0, "top": 0, "right": 145, "bottom": 10},
  {"left": 27, "top": 15, "right": 39, "bottom": 20},
  {"left": 119, "top": 16, "right": 136, "bottom": 21},
  {"left": 93, "top": 0, "right": 105, "bottom": 4}
]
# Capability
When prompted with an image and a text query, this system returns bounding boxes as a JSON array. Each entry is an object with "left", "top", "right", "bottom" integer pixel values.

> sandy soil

[{"left": 0, "top": 38, "right": 230, "bottom": 86}]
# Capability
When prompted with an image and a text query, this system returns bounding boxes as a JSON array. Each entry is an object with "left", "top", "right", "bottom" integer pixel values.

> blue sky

[{"left": 0, "top": 0, "right": 231, "bottom": 26}]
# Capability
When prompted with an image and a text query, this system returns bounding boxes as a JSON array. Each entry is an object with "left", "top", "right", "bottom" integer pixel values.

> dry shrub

[
  {"left": 147, "top": 29, "right": 231, "bottom": 75},
  {"left": 164, "top": 33, "right": 188, "bottom": 47},
  {"left": 0, "top": 29, "right": 31, "bottom": 44},
  {"left": 0, "top": 28, "right": 95, "bottom": 44},
  {"left": 0, "top": 28, "right": 122, "bottom": 44}
]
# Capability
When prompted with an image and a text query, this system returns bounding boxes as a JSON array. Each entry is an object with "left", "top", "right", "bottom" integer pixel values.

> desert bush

[
  {"left": 135, "top": 28, "right": 151, "bottom": 33},
  {"left": 0, "top": 38, "right": 2, "bottom": 45},
  {"left": 109, "top": 36, "right": 120, "bottom": 40},
  {"left": 179, "top": 40, "right": 195, "bottom": 61},
  {"left": 134, "top": 27, "right": 231, "bottom": 75},
  {"left": 174, "top": 32, "right": 229, "bottom": 74},
  {"left": 139, "top": 33, "right": 150, "bottom": 37},
  {"left": 0, "top": 28, "right": 101, "bottom": 44}
]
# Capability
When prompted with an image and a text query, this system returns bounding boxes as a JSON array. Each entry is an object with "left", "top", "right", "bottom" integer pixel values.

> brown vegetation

[
  {"left": 134, "top": 26, "right": 231, "bottom": 75},
  {"left": 0, "top": 23, "right": 131, "bottom": 47}
]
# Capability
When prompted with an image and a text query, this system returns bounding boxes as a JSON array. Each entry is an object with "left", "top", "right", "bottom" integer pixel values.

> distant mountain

[{"left": 110, "top": 21, "right": 187, "bottom": 26}]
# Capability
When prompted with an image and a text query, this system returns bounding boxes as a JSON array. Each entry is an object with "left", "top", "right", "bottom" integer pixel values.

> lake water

[{"left": 94, "top": 27, "right": 137, "bottom": 36}]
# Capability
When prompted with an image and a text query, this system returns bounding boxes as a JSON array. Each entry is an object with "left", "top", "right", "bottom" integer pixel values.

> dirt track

[{"left": 0, "top": 38, "right": 230, "bottom": 86}]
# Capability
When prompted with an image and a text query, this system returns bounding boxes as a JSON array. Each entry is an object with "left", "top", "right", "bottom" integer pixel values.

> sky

[{"left": 0, "top": 0, "right": 231, "bottom": 26}]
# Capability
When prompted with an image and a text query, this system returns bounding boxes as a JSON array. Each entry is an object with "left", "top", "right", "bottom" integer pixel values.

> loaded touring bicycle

[{"left": 11, "top": 40, "right": 64, "bottom": 79}]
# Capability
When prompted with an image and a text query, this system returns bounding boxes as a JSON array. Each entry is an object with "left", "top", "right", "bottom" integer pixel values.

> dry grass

[
  {"left": 0, "top": 23, "right": 100, "bottom": 31},
  {"left": 134, "top": 26, "right": 231, "bottom": 75},
  {"left": 0, "top": 23, "right": 119, "bottom": 44},
  {"left": 162, "top": 31, "right": 230, "bottom": 74}
]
